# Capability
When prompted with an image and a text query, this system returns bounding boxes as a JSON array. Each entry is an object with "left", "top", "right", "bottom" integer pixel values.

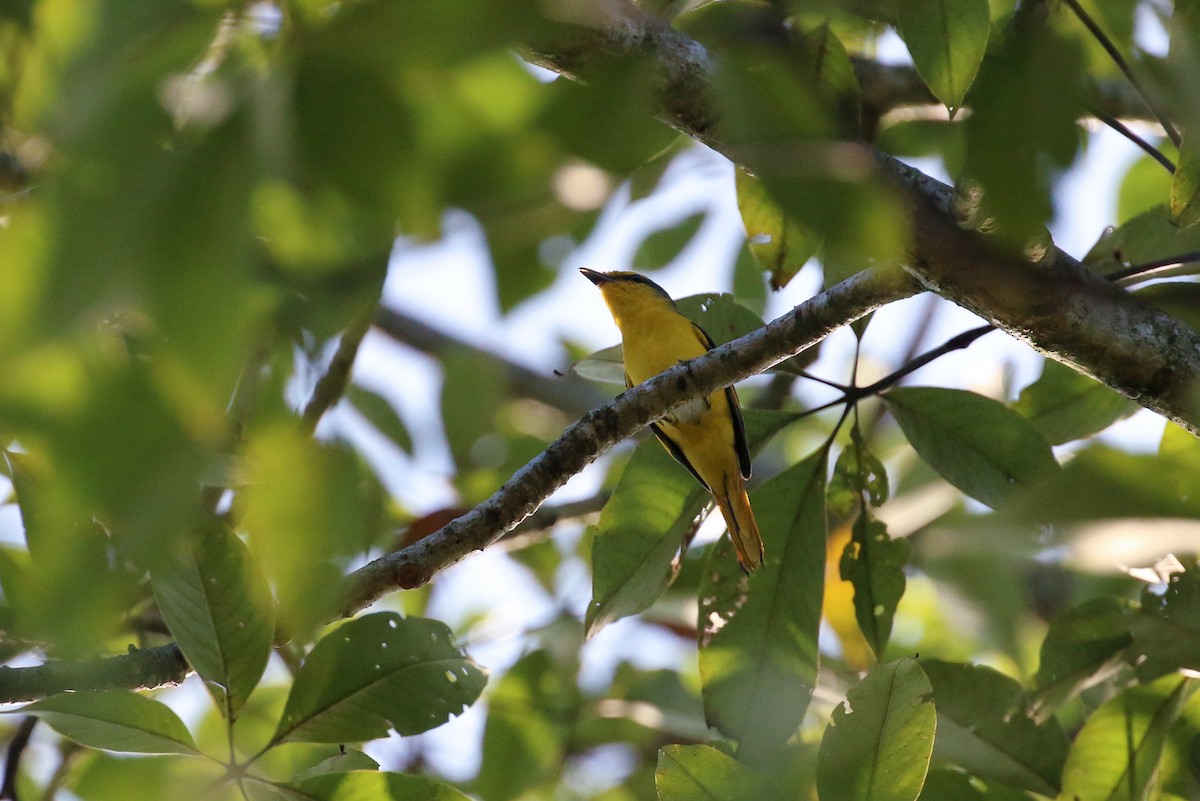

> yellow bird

[{"left": 580, "top": 269, "right": 764, "bottom": 572}]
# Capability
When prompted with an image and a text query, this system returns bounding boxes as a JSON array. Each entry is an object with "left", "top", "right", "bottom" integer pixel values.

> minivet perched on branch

[{"left": 580, "top": 268, "right": 764, "bottom": 572}]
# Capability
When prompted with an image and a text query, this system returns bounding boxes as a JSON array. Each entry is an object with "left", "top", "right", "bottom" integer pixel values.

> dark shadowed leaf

[
  {"left": 920, "top": 659, "right": 1067, "bottom": 795},
  {"left": 633, "top": 212, "right": 707, "bottom": 270},
  {"left": 1012, "top": 359, "right": 1137, "bottom": 445},
  {"left": 1130, "top": 564, "right": 1200, "bottom": 683},
  {"left": 346, "top": 385, "right": 413, "bottom": 455},
  {"left": 885, "top": 387, "right": 1059, "bottom": 508},
  {"left": 840, "top": 511, "right": 910, "bottom": 659},
  {"left": 1031, "top": 596, "right": 1133, "bottom": 722},
  {"left": 17, "top": 692, "right": 198, "bottom": 755},
  {"left": 1171, "top": 132, "right": 1200, "bottom": 228}
]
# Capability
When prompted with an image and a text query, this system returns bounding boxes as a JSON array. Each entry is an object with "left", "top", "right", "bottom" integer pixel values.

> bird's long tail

[{"left": 714, "top": 474, "right": 764, "bottom": 573}]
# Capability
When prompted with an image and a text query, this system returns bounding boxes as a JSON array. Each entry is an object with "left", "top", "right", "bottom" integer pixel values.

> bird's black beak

[{"left": 579, "top": 268, "right": 612, "bottom": 286}]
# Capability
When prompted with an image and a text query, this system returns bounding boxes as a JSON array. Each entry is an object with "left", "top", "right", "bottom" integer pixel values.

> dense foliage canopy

[{"left": 1, "top": 0, "right": 1200, "bottom": 799}]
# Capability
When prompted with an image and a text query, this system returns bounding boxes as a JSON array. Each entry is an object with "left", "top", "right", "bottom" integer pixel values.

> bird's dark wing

[
  {"left": 627, "top": 369, "right": 711, "bottom": 492},
  {"left": 691, "top": 323, "right": 751, "bottom": 480}
]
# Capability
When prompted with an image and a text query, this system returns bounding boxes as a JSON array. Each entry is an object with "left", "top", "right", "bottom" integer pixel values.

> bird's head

[{"left": 579, "top": 269, "right": 676, "bottom": 324}]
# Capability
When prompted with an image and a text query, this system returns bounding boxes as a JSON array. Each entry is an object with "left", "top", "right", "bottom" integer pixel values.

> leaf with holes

[
  {"left": 271, "top": 613, "right": 486, "bottom": 744},
  {"left": 840, "top": 511, "right": 910, "bottom": 659}
]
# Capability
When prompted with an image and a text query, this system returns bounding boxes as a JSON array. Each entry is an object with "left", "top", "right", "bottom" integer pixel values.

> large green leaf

[
  {"left": 698, "top": 447, "right": 827, "bottom": 751},
  {"left": 16, "top": 691, "right": 198, "bottom": 755},
  {"left": 897, "top": 0, "right": 990, "bottom": 113},
  {"left": 150, "top": 524, "right": 274, "bottom": 717},
  {"left": 271, "top": 613, "right": 486, "bottom": 744},
  {"left": 920, "top": 660, "right": 1066, "bottom": 795},
  {"left": 885, "top": 387, "right": 1059, "bottom": 508},
  {"left": 1060, "top": 675, "right": 1197, "bottom": 801},
  {"left": 1012, "top": 359, "right": 1138, "bottom": 445},
  {"left": 285, "top": 771, "right": 472, "bottom": 801},
  {"left": 817, "top": 658, "right": 936, "bottom": 801}
]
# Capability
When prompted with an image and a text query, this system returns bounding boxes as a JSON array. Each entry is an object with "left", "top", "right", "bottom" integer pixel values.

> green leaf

[
  {"left": 655, "top": 744, "right": 749, "bottom": 801},
  {"left": 570, "top": 344, "right": 626, "bottom": 385},
  {"left": 828, "top": 425, "right": 890, "bottom": 517},
  {"left": 839, "top": 511, "right": 910, "bottom": 659},
  {"left": 150, "top": 524, "right": 274, "bottom": 716},
  {"left": 293, "top": 750, "right": 381, "bottom": 782},
  {"left": 817, "top": 659, "right": 936, "bottom": 801},
  {"left": 345, "top": 385, "right": 413, "bottom": 455},
  {"left": 1060, "top": 674, "right": 1197, "bottom": 801},
  {"left": 1129, "top": 564, "right": 1200, "bottom": 683},
  {"left": 885, "top": 386, "right": 1059, "bottom": 508},
  {"left": 735, "top": 168, "right": 816, "bottom": 291},
  {"left": 1171, "top": 132, "right": 1200, "bottom": 228},
  {"left": 698, "top": 447, "right": 827, "bottom": 750},
  {"left": 440, "top": 348, "right": 508, "bottom": 471},
  {"left": 587, "top": 410, "right": 793, "bottom": 635},
  {"left": 920, "top": 659, "right": 1067, "bottom": 795},
  {"left": 1084, "top": 205, "right": 1200, "bottom": 277},
  {"left": 286, "top": 771, "right": 473, "bottom": 801},
  {"left": 1031, "top": 596, "right": 1133, "bottom": 722},
  {"left": 17, "top": 691, "right": 199, "bottom": 755},
  {"left": 585, "top": 437, "right": 709, "bottom": 637},
  {"left": 272, "top": 613, "right": 486, "bottom": 744},
  {"left": 632, "top": 212, "right": 707, "bottom": 270},
  {"left": 477, "top": 650, "right": 577, "bottom": 801},
  {"left": 897, "top": 0, "right": 990, "bottom": 113},
  {"left": 674, "top": 293, "right": 764, "bottom": 348},
  {"left": 1012, "top": 359, "right": 1138, "bottom": 445}
]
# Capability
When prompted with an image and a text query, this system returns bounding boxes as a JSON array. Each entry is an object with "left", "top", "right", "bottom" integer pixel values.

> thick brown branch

[{"left": 0, "top": 644, "right": 189, "bottom": 704}]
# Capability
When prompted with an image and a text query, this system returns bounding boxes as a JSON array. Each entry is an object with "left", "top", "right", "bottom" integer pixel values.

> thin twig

[
  {"left": 1062, "top": 0, "right": 1181, "bottom": 147},
  {"left": 0, "top": 716, "right": 36, "bottom": 801},
  {"left": 1088, "top": 104, "right": 1175, "bottom": 174},
  {"left": 1106, "top": 250, "right": 1200, "bottom": 283}
]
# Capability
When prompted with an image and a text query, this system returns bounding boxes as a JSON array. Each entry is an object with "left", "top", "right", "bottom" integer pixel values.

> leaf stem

[{"left": 1087, "top": 104, "right": 1175, "bottom": 174}]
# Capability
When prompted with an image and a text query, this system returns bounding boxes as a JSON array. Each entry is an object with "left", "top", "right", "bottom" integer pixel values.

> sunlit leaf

[
  {"left": 699, "top": 447, "right": 827, "bottom": 750},
  {"left": 272, "top": 613, "right": 486, "bottom": 744},
  {"left": 655, "top": 744, "right": 751, "bottom": 801},
  {"left": 1171, "top": 132, "right": 1200, "bottom": 228},
  {"left": 1060, "top": 674, "right": 1197, "bottom": 801},
  {"left": 16, "top": 692, "right": 199, "bottom": 755},
  {"left": 885, "top": 387, "right": 1059, "bottom": 508},
  {"left": 817, "top": 658, "right": 936, "bottom": 801},
  {"left": 736, "top": 168, "right": 816, "bottom": 290}
]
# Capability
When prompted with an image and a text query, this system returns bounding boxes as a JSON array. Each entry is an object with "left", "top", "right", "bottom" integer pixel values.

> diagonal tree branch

[{"left": 527, "top": 0, "right": 1200, "bottom": 436}]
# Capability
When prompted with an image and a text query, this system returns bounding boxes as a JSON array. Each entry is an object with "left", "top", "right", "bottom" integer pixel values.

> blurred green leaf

[
  {"left": 1060, "top": 674, "right": 1197, "bottom": 801},
  {"left": 1012, "top": 359, "right": 1138, "bottom": 445},
  {"left": 840, "top": 511, "right": 910, "bottom": 659},
  {"left": 963, "top": 26, "right": 1084, "bottom": 247},
  {"left": 1130, "top": 564, "right": 1200, "bottom": 683},
  {"left": 150, "top": 523, "right": 274, "bottom": 717},
  {"left": 1171, "top": 133, "right": 1200, "bottom": 228},
  {"left": 698, "top": 446, "right": 827, "bottom": 751},
  {"left": 1084, "top": 204, "right": 1200, "bottom": 276},
  {"left": 1031, "top": 596, "right": 1133, "bottom": 722},
  {"left": 570, "top": 344, "right": 626, "bottom": 385},
  {"left": 885, "top": 386, "right": 1059, "bottom": 509},
  {"left": 920, "top": 659, "right": 1066, "bottom": 795},
  {"left": 876, "top": 120, "right": 966, "bottom": 174},
  {"left": 345, "top": 384, "right": 413, "bottom": 455},
  {"left": 293, "top": 750, "right": 381, "bottom": 781},
  {"left": 1118, "top": 153, "right": 1175, "bottom": 224},
  {"left": 272, "top": 613, "right": 486, "bottom": 744},
  {"left": 17, "top": 692, "right": 198, "bottom": 755},
  {"left": 476, "top": 649, "right": 578, "bottom": 801},
  {"left": 897, "top": 0, "right": 990, "bottom": 113},
  {"left": 632, "top": 212, "right": 706, "bottom": 271},
  {"left": 287, "top": 771, "right": 473, "bottom": 801},
  {"left": 72, "top": 752, "right": 232, "bottom": 801},
  {"left": 441, "top": 348, "right": 509, "bottom": 472},
  {"left": 736, "top": 168, "right": 816, "bottom": 290},
  {"left": 817, "top": 658, "right": 936, "bottom": 801}
]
